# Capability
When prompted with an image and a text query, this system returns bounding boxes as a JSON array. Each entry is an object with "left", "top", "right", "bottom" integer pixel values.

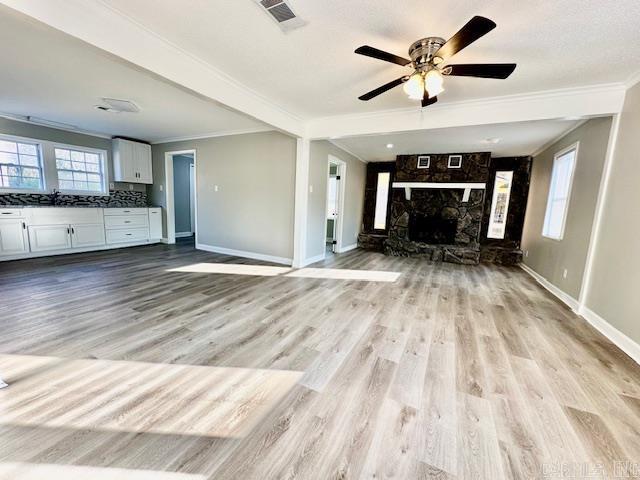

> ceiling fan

[{"left": 355, "top": 16, "right": 516, "bottom": 107}]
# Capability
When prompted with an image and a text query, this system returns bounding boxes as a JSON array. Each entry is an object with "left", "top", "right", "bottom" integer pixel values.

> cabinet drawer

[
  {"left": 104, "top": 215, "right": 149, "bottom": 229},
  {"left": 0, "top": 208, "right": 25, "bottom": 218},
  {"left": 106, "top": 228, "right": 149, "bottom": 244},
  {"left": 103, "top": 208, "right": 148, "bottom": 216}
]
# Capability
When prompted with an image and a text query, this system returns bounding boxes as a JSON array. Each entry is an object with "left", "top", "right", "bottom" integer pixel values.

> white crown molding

[
  {"left": 151, "top": 127, "right": 274, "bottom": 145},
  {"left": 307, "top": 83, "right": 627, "bottom": 139},
  {"left": 327, "top": 139, "right": 366, "bottom": 163},
  {"left": 0, "top": 111, "right": 112, "bottom": 139},
  {"left": 625, "top": 69, "right": 640, "bottom": 89},
  {"left": 0, "top": 0, "right": 304, "bottom": 137},
  {"left": 530, "top": 118, "right": 589, "bottom": 157}
]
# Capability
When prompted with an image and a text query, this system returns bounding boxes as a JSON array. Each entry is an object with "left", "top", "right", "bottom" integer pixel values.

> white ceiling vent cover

[
  {"left": 101, "top": 98, "right": 140, "bottom": 113},
  {"left": 253, "top": 0, "right": 306, "bottom": 32}
]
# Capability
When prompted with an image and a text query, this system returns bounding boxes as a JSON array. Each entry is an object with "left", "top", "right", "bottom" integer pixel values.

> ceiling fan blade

[
  {"left": 444, "top": 63, "right": 516, "bottom": 79},
  {"left": 359, "top": 77, "right": 408, "bottom": 101},
  {"left": 434, "top": 16, "right": 496, "bottom": 61},
  {"left": 355, "top": 45, "right": 412, "bottom": 67},
  {"left": 422, "top": 91, "right": 438, "bottom": 108}
]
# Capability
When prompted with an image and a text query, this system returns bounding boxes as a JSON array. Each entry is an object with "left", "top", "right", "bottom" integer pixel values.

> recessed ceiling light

[
  {"left": 481, "top": 138, "right": 501, "bottom": 144},
  {"left": 386, "top": 143, "right": 394, "bottom": 149}
]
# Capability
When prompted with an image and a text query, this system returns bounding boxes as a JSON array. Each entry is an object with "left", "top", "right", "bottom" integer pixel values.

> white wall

[
  {"left": 151, "top": 131, "right": 297, "bottom": 262},
  {"left": 585, "top": 82, "right": 640, "bottom": 346},
  {"left": 306, "top": 141, "right": 366, "bottom": 260}
]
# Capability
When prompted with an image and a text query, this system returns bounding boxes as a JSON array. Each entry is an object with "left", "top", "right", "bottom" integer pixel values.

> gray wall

[
  {"left": 151, "top": 131, "right": 297, "bottom": 261},
  {"left": 0, "top": 117, "right": 145, "bottom": 193},
  {"left": 586, "top": 83, "right": 640, "bottom": 344},
  {"left": 173, "top": 154, "right": 193, "bottom": 234},
  {"left": 522, "top": 117, "right": 612, "bottom": 299},
  {"left": 307, "top": 140, "right": 366, "bottom": 260}
]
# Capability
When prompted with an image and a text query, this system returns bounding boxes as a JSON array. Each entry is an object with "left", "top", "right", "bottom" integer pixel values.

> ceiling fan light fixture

[
  {"left": 424, "top": 69, "right": 445, "bottom": 98},
  {"left": 403, "top": 73, "right": 424, "bottom": 100}
]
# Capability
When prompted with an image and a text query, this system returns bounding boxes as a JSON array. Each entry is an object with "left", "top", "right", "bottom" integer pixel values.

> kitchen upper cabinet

[
  {"left": 28, "top": 225, "right": 72, "bottom": 252},
  {"left": 113, "top": 138, "right": 153, "bottom": 184},
  {"left": 0, "top": 219, "right": 29, "bottom": 255}
]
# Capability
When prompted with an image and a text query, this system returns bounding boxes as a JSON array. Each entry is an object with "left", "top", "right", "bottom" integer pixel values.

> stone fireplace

[{"left": 383, "top": 152, "right": 490, "bottom": 265}]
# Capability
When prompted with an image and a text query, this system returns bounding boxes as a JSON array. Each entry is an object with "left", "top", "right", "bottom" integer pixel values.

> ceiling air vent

[{"left": 253, "top": 0, "right": 306, "bottom": 32}]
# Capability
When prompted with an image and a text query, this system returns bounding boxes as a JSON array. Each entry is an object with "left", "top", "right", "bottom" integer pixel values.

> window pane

[
  {"left": 18, "top": 143, "right": 37, "bottom": 155},
  {"left": 0, "top": 140, "right": 17, "bottom": 153},
  {"left": 0, "top": 152, "right": 18, "bottom": 164},
  {"left": 55, "top": 147, "right": 105, "bottom": 193},
  {"left": 487, "top": 171, "right": 513, "bottom": 239},
  {"left": 373, "top": 172, "right": 391, "bottom": 230},
  {"left": 543, "top": 148, "right": 577, "bottom": 239},
  {"left": 55, "top": 148, "right": 70, "bottom": 160}
]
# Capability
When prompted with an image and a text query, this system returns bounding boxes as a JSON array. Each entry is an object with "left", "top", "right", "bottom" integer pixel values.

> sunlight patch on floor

[
  {"left": 0, "top": 354, "right": 302, "bottom": 439},
  {"left": 0, "top": 463, "right": 206, "bottom": 480},
  {"left": 167, "top": 262, "right": 291, "bottom": 276},
  {"left": 166, "top": 263, "right": 401, "bottom": 282}
]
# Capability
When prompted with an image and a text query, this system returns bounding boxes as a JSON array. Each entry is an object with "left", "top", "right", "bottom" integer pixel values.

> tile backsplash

[{"left": 0, "top": 190, "right": 148, "bottom": 207}]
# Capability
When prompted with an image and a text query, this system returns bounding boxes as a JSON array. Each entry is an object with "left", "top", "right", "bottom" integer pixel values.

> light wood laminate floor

[{"left": 1, "top": 241, "right": 639, "bottom": 479}]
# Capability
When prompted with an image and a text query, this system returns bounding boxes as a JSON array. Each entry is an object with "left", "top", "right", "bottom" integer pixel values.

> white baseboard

[
  {"left": 175, "top": 232, "right": 194, "bottom": 238},
  {"left": 160, "top": 238, "right": 170, "bottom": 244},
  {"left": 303, "top": 252, "right": 326, "bottom": 266},
  {"left": 196, "top": 243, "right": 292, "bottom": 266},
  {"left": 519, "top": 263, "right": 580, "bottom": 311},
  {"left": 521, "top": 263, "right": 640, "bottom": 366},
  {"left": 579, "top": 306, "right": 640, "bottom": 366},
  {"left": 0, "top": 239, "right": 161, "bottom": 262},
  {"left": 337, "top": 243, "right": 358, "bottom": 254}
]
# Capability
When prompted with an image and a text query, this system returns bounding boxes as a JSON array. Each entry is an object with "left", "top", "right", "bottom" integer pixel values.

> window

[
  {"left": 487, "top": 171, "right": 514, "bottom": 239},
  {"left": 373, "top": 172, "right": 391, "bottom": 230},
  {"left": 55, "top": 146, "right": 106, "bottom": 193},
  {"left": 543, "top": 144, "right": 577, "bottom": 240},
  {"left": 0, "top": 138, "right": 44, "bottom": 190},
  {"left": 448, "top": 155, "right": 462, "bottom": 168},
  {"left": 417, "top": 155, "right": 430, "bottom": 169}
]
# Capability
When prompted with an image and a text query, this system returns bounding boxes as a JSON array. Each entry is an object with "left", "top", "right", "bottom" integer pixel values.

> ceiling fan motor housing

[{"left": 409, "top": 37, "right": 446, "bottom": 70}]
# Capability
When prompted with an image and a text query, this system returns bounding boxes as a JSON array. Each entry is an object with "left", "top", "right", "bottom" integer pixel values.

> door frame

[
  {"left": 189, "top": 164, "right": 196, "bottom": 234},
  {"left": 326, "top": 155, "right": 346, "bottom": 253},
  {"left": 164, "top": 149, "right": 198, "bottom": 245}
]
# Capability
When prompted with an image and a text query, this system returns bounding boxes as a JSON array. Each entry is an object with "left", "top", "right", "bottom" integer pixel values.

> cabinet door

[
  {"left": 71, "top": 224, "right": 106, "bottom": 248},
  {"left": 136, "top": 143, "right": 153, "bottom": 184},
  {"left": 28, "top": 225, "right": 72, "bottom": 252},
  {"left": 148, "top": 208, "right": 162, "bottom": 239},
  {"left": 113, "top": 139, "right": 136, "bottom": 182},
  {"left": 0, "top": 219, "right": 29, "bottom": 255}
]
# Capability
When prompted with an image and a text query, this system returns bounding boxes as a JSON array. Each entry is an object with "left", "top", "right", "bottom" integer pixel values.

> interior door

[
  {"left": 28, "top": 225, "right": 72, "bottom": 252},
  {"left": 71, "top": 224, "right": 106, "bottom": 248},
  {"left": 0, "top": 219, "right": 29, "bottom": 255}
]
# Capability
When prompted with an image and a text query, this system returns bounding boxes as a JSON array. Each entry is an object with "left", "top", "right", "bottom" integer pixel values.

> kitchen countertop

[{"left": 0, "top": 205, "right": 159, "bottom": 208}]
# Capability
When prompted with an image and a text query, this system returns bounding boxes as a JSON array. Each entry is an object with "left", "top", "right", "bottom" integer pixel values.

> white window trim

[
  {"left": 417, "top": 155, "right": 430, "bottom": 169},
  {"left": 52, "top": 142, "right": 109, "bottom": 196},
  {"left": 542, "top": 141, "right": 579, "bottom": 241},
  {"left": 0, "top": 133, "right": 47, "bottom": 194},
  {"left": 448, "top": 155, "right": 463, "bottom": 169}
]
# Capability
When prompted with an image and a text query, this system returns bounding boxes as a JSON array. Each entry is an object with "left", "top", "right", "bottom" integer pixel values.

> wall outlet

[
  {"left": 563, "top": 269, "right": 568, "bottom": 279},
  {"left": 159, "top": 184, "right": 163, "bottom": 192},
  {"left": 214, "top": 185, "right": 219, "bottom": 192},
  {"left": 109, "top": 182, "right": 115, "bottom": 190},
  {"left": 129, "top": 184, "right": 134, "bottom": 190},
  {"left": 309, "top": 185, "right": 313, "bottom": 193},
  {"left": 524, "top": 250, "right": 529, "bottom": 257}
]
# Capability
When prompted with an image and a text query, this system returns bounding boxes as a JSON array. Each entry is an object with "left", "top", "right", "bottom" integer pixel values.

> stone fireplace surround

[{"left": 384, "top": 152, "right": 491, "bottom": 265}]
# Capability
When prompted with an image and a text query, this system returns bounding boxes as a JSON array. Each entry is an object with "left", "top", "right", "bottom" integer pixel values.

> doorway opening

[
  {"left": 325, "top": 156, "right": 346, "bottom": 254},
  {"left": 164, "top": 150, "right": 197, "bottom": 245}
]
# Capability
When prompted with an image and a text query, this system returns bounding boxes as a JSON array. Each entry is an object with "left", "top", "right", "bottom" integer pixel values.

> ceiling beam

[
  {"left": 306, "top": 84, "right": 627, "bottom": 139},
  {"left": 0, "top": 0, "right": 305, "bottom": 137}
]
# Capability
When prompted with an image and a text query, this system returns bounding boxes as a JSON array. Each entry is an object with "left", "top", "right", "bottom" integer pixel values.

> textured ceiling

[
  {"left": 331, "top": 119, "right": 584, "bottom": 161},
  {"left": 0, "top": 6, "right": 266, "bottom": 142},
  {"left": 102, "top": 0, "right": 640, "bottom": 118}
]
